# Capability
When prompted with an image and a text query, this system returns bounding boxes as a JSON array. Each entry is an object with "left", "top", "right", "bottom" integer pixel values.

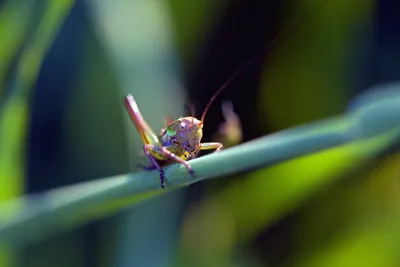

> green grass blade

[{"left": 0, "top": 87, "right": 399, "bottom": 247}]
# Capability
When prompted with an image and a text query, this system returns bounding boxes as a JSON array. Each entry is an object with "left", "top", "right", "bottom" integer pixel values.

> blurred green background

[{"left": 0, "top": 0, "right": 399, "bottom": 267}]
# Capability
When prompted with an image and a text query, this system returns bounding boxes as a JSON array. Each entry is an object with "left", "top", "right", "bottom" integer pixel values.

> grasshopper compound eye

[{"left": 180, "top": 122, "right": 186, "bottom": 131}]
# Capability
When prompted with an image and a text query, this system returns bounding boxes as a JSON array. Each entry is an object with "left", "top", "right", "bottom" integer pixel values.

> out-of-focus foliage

[
  {"left": 0, "top": 1, "right": 75, "bottom": 266},
  {"left": 212, "top": 101, "right": 243, "bottom": 147},
  {"left": 260, "top": 0, "right": 375, "bottom": 129},
  {"left": 0, "top": 0, "right": 74, "bottom": 201},
  {"left": 1, "top": 0, "right": 399, "bottom": 267}
]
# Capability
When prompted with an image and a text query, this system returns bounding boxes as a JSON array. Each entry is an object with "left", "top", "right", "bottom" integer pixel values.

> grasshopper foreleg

[
  {"left": 191, "top": 142, "right": 223, "bottom": 160},
  {"left": 144, "top": 144, "right": 195, "bottom": 188},
  {"left": 199, "top": 142, "right": 223, "bottom": 153},
  {"left": 159, "top": 146, "right": 195, "bottom": 176}
]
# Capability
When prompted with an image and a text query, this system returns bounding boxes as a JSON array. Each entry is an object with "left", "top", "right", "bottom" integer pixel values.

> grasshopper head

[
  {"left": 176, "top": 116, "right": 203, "bottom": 141},
  {"left": 168, "top": 116, "right": 203, "bottom": 152}
]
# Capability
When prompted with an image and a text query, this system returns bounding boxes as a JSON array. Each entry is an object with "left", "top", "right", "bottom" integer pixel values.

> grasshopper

[
  {"left": 124, "top": 89, "right": 224, "bottom": 188},
  {"left": 125, "top": 32, "right": 287, "bottom": 189}
]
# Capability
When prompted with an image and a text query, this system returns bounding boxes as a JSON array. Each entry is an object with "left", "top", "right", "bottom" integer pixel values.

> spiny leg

[
  {"left": 159, "top": 147, "right": 195, "bottom": 176},
  {"left": 191, "top": 142, "right": 223, "bottom": 160},
  {"left": 143, "top": 144, "right": 166, "bottom": 188},
  {"left": 125, "top": 95, "right": 166, "bottom": 181},
  {"left": 124, "top": 95, "right": 161, "bottom": 146},
  {"left": 199, "top": 142, "right": 223, "bottom": 153},
  {"left": 145, "top": 144, "right": 195, "bottom": 175},
  {"left": 144, "top": 144, "right": 196, "bottom": 188}
]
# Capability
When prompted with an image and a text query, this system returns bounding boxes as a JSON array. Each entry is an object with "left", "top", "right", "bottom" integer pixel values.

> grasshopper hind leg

[{"left": 143, "top": 144, "right": 166, "bottom": 188}]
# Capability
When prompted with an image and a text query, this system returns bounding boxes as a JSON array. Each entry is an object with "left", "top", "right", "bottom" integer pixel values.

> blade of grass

[
  {"left": 0, "top": 88, "right": 399, "bottom": 247},
  {"left": 0, "top": 2, "right": 39, "bottom": 266}
]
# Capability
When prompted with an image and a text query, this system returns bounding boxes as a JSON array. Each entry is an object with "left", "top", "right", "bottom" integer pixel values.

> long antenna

[{"left": 200, "top": 0, "right": 327, "bottom": 123}]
